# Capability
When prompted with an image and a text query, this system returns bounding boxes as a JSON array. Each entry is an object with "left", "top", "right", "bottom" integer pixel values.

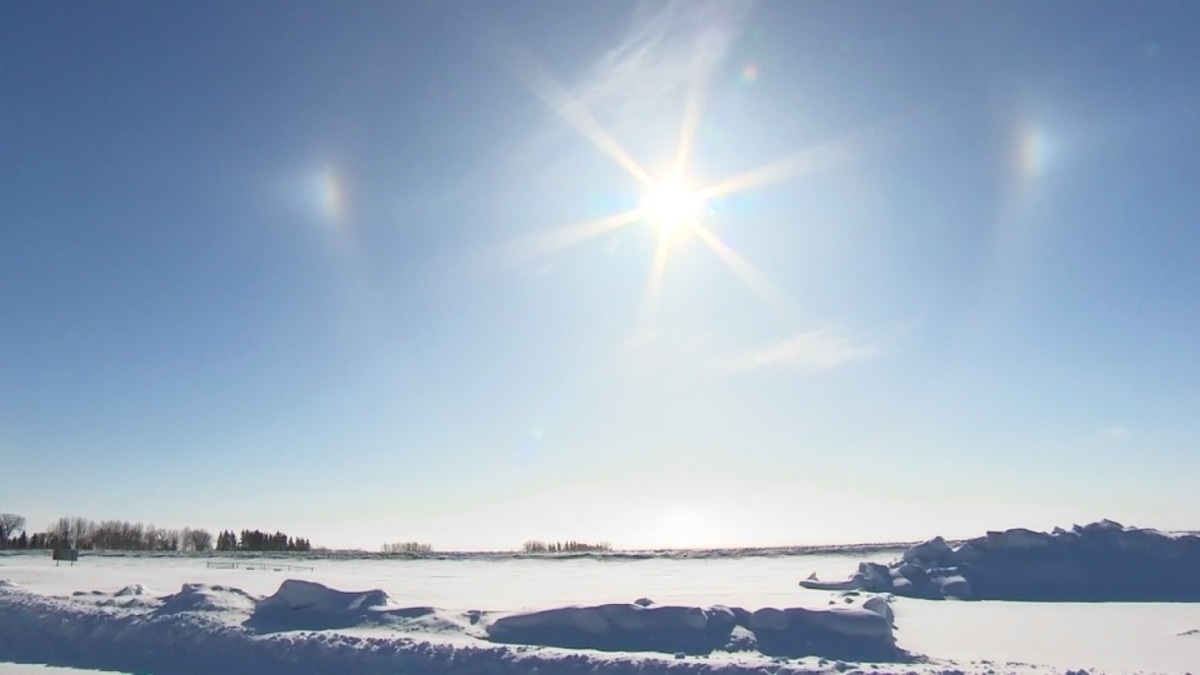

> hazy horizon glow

[{"left": 2, "top": 0, "right": 1197, "bottom": 551}]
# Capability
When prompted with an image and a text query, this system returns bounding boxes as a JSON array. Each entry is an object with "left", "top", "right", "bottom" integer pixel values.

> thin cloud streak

[
  {"left": 724, "top": 330, "right": 882, "bottom": 373},
  {"left": 572, "top": 1, "right": 748, "bottom": 132}
]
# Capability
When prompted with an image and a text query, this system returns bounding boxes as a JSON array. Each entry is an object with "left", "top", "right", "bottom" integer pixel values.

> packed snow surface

[{"left": 2, "top": 541, "right": 1198, "bottom": 674}]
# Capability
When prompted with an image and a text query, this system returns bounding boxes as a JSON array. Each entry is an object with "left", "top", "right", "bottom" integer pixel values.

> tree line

[
  {"left": 522, "top": 539, "right": 612, "bottom": 553},
  {"left": 0, "top": 513, "right": 312, "bottom": 553},
  {"left": 215, "top": 529, "right": 311, "bottom": 552},
  {"left": 381, "top": 541, "right": 432, "bottom": 554}
]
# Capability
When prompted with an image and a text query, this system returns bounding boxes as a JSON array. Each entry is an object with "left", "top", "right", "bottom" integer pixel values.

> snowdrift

[
  {"left": 485, "top": 603, "right": 740, "bottom": 654},
  {"left": 247, "top": 579, "right": 438, "bottom": 630},
  {"left": 0, "top": 577, "right": 906, "bottom": 675},
  {"left": 801, "top": 520, "right": 1200, "bottom": 601},
  {"left": 484, "top": 598, "right": 898, "bottom": 659}
]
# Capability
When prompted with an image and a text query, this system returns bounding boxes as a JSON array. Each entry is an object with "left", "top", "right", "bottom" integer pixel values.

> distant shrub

[
  {"left": 522, "top": 540, "right": 611, "bottom": 554},
  {"left": 381, "top": 541, "right": 433, "bottom": 555}
]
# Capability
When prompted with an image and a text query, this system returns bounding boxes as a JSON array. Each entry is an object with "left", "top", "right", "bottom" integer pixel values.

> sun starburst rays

[
  {"left": 494, "top": 32, "right": 658, "bottom": 191},
  {"left": 670, "top": 48, "right": 712, "bottom": 184},
  {"left": 637, "top": 231, "right": 676, "bottom": 335},
  {"left": 493, "top": 40, "right": 866, "bottom": 330},
  {"left": 498, "top": 209, "right": 648, "bottom": 270},
  {"left": 687, "top": 221, "right": 792, "bottom": 312},
  {"left": 695, "top": 124, "right": 884, "bottom": 203}
]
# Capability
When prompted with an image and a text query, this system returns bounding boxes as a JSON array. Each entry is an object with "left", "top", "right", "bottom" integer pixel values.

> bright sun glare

[
  {"left": 499, "top": 36, "right": 834, "bottom": 326},
  {"left": 643, "top": 179, "right": 704, "bottom": 236}
]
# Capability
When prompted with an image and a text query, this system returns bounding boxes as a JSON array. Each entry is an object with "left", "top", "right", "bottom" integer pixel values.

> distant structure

[{"left": 52, "top": 547, "right": 79, "bottom": 566}]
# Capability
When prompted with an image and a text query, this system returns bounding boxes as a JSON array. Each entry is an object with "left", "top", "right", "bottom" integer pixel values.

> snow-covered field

[
  {"left": 0, "top": 666, "right": 133, "bottom": 675},
  {"left": 2, "top": 550, "right": 1197, "bottom": 674}
]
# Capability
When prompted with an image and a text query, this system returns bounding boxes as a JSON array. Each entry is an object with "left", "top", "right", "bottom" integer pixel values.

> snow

[
  {"left": 0, "top": 666, "right": 134, "bottom": 675},
  {"left": 250, "top": 578, "right": 401, "bottom": 630},
  {"left": 2, "top": 549, "right": 1198, "bottom": 674},
  {"left": 483, "top": 598, "right": 899, "bottom": 659},
  {"left": 803, "top": 521, "right": 1200, "bottom": 602},
  {"left": 894, "top": 599, "right": 1200, "bottom": 673},
  {"left": 0, "top": 550, "right": 885, "bottom": 610}
]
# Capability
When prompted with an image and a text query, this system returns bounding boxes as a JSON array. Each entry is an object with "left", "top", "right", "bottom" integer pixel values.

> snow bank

[
  {"left": 158, "top": 583, "right": 258, "bottom": 614},
  {"left": 744, "top": 605, "right": 895, "bottom": 660},
  {"left": 256, "top": 579, "right": 391, "bottom": 615},
  {"left": 7, "top": 551, "right": 1200, "bottom": 673},
  {"left": 801, "top": 520, "right": 1200, "bottom": 601},
  {"left": 248, "top": 579, "right": 417, "bottom": 630},
  {"left": 484, "top": 598, "right": 900, "bottom": 660},
  {"left": 484, "top": 602, "right": 739, "bottom": 654},
  {"left": 0, "top": 578, "right": 908, "bottom": 674}
]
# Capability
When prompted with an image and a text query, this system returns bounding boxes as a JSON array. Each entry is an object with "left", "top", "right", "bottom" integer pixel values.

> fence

[{"left": 205, "top": 561, "right": 313, "bottom": 572}]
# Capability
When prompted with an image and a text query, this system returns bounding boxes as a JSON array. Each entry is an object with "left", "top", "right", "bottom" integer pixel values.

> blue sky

[{"left": 2, "top": 0, "right": 1197, "bottom": 550}]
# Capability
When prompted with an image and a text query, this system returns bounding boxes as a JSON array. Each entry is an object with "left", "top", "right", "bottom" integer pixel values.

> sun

[
  {"left": 491, "top": 36, "right": 825, "bottom": 321},
  {"left": 642, "top": 178, "right": 704, "bottom": 237}
]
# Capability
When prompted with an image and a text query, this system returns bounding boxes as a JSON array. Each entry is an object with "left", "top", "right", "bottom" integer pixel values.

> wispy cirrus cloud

[
  {"left": 723, "top": 329, "right": 882, "bottom": 373},
  {"left": 489, "top": 0, "right": 748, "bottom": 183},
  {"left": 571, "top": 0, "right": 749, "bottom": 126}
]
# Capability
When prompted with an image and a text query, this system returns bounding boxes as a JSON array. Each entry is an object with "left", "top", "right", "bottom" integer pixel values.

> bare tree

[
  {"left": 68, "top": 516, "right": 95, "bottom": 549},
  {"left": 382, "top": 541, "right": 433, "bottom": 554},
  {"left": 144, "top": 525, "right": 163, "bottom": 550},
  {"left": 0, "top": 513, "right": 26, "bottom": 546},
  {"left": 182, "top": 528, "right": 213, "bottom": 552}
]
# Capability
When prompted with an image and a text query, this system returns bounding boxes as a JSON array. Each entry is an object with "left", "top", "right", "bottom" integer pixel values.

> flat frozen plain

[{"left": 2, "top": 551, "right": 1198, "bottom": 674}]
